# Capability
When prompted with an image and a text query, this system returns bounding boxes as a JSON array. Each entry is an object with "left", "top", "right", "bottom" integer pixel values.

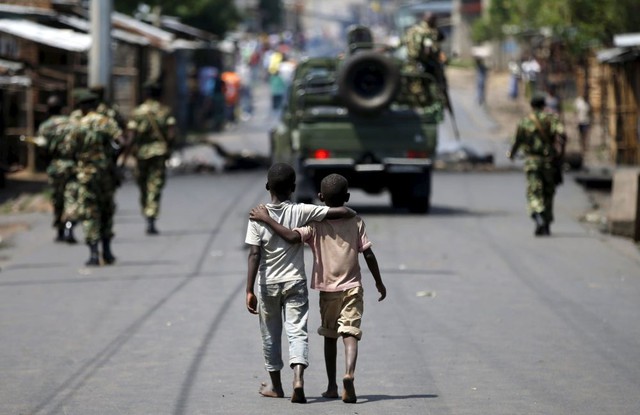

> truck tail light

[
  {"left": 312, "top": 149, "right": 331, "bottom": 159},
  {"left": 407, "top": 150, "right": 428, "bottom": 158}
]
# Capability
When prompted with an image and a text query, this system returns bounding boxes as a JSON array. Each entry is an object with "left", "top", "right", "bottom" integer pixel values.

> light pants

[{"left": 258, "top": 279, "right": 309, "bottom": 371}]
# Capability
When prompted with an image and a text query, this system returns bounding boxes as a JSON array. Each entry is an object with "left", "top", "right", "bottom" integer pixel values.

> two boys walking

[{"left": 244, "top": 163, "right": 386, "bottom": 403}]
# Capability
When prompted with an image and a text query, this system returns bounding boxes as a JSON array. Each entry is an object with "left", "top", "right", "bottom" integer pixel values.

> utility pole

[{"left": 90, "top": 0, "right": 113, "bottom": 99}]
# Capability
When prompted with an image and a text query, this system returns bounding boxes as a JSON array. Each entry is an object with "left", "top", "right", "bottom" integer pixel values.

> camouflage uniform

[
  {"left": 511, "top": 110, "right": 565, "bottom": 227},
  {"left": 62, "top": 110, "right": 84, "bottom": 226},
  {"left": 403, "top": 21, "right": 444, "bottom": 107},
  {"left": 127, "top": 99, "right": 175, "bottom": 227},
  {"left": 404, "top": 21, "right": 441, "bottom": 70},
  {"left": 97, "top": 101, "right": 127, "bottom": 130},
  {"left": 37, "top": 114, "right": 74, "bottom": 230},
  {"left": 71, "top": 111, "right": 122, "bottom": 245}
]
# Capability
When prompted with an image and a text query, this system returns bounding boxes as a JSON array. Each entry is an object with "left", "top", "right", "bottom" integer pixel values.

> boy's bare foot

[
  {"left": 291, "top": 381, "right": 307, "bottom": 403},
  {"left": 321, "top": 387, "right": 339, "bottom": 399},
  {"left": 342, "top": 375, "right": 357, "bottom": 403},
  {"left": 259, "top": 382, "right": 284, "bottom": 398}
]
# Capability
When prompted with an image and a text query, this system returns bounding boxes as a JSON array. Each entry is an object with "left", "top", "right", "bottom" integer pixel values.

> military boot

[
  {"left": 86, "top": 242, "right": 100, "bottom": 266},
  {"left": 532, "top": 213, "right": 546, "bottom": 236},
  {"left": 102, "top": 237, "right": 116, "bottom": 265},
  {"left": 63, "top": 221, "right": 78, "bottom": 244},
  {"left": 146, "top": 217, "right": 159, "bottom": 235}
]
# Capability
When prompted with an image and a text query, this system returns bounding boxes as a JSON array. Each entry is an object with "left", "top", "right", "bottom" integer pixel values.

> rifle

[
  {"left": 420, "top": 62, "right": 460, "bottom": 141},
  {"left": 529, "top": 113, "right": 565, "bottom": 185},
  {"left": 440, "top": 84, "right": 460, "bottom": 141}
]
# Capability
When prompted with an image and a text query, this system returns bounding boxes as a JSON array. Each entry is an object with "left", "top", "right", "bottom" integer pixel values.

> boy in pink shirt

[{"left": 251, "top": 173, "right": 386, "bottom": 403}]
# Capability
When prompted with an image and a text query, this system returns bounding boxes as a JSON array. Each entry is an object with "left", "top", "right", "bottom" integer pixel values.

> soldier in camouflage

[
  {"left": 404, "top": 12, "right": 444, "bottom": 73},
  {"left": 508, "top": 94, "right": 567, "bottom": 236},
  {"left": 402, "top": 12, "right": 447, "bottom": 108},
  {"left": 69, "top": 90, "right": 124, "bottom": 266},
  {"left": 126, "top": 81, "right": 176, "bottom": 235},
  {"left": 37, "top": 95, "right": 79, "bottom": 243}
]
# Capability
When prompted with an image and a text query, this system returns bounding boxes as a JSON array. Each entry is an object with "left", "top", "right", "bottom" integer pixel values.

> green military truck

[{"left": 270, "top": 26, "right": 445, "bottom": 213}]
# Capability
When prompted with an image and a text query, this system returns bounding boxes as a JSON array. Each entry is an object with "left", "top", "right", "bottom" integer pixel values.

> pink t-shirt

[{"left": 295, "top": 216, "right": 372, "bottom": 292}]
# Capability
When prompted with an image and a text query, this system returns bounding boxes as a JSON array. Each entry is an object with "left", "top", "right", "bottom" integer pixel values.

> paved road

[{"left": 1, "top": 73, "right": 639, "bottom": 415}]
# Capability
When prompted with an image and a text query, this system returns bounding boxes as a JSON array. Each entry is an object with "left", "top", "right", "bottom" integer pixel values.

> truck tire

[
  {"left": 391, "top": 171, "right": 431, "bottom": 213},
  {"left": 391, "top": 189, "right": 409, "bottom": 209},
  {"left": 408, "top": 195, "right": 430, "bottom": 214},
  {"left": 337, "top": 51, "right": 400, "bottom": 115}
]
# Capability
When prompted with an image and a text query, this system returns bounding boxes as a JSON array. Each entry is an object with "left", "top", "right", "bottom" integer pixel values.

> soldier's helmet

[
  {"left": 72, "top": 88, "right": 99, "bottom": 105},
  {"left": 530, "top": 92, "right": 546, "bottom": 109},
  {"left": 346, "top": 25, "right": 373, "bottom": 54}
]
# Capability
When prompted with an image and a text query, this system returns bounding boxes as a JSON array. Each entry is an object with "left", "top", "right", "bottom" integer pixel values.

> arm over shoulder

[{"left": 300, "top": 203, "right": 330, "bottom": 223}]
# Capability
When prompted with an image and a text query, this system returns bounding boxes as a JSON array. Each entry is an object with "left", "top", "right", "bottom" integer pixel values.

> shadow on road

[
  {"left": 298, "top": 393, "right": 438, "bottom": 404},
  {"left": 356, "top": 393, "right": 439, "bottom": 402}
]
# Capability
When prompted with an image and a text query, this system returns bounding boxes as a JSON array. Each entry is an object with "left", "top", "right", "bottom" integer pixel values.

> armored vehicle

[{"left": 270, "top": 26, "right": 445, "bottom": 213}]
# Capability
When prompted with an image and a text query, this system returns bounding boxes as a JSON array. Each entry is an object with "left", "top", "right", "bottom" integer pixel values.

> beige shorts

[{"left": 317, "top": 286, "right": 363, "bottom": 340}]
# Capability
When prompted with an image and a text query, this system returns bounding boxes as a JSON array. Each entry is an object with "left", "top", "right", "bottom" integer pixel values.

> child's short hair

[
  {"left": 320, "top": 173, "right": 349, "bottom": 204},
  {"left": 267, "top": 163, "right": 296, "bottom": 194}
]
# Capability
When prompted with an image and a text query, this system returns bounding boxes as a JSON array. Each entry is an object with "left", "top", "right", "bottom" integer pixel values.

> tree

[
  {"left": 472, "top": 0, "right": 640, "bottom": 55},
  {"left": 113, "top": 0, "right": 241, "bottom": 37}
]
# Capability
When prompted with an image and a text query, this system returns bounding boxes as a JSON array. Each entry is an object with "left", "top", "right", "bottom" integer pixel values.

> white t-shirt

[
  {"left": 575, "top": 96, "right": 591, "bottom": 124},
  {"left": 245, "top": 201, "right": 329, "bottom": 285}
]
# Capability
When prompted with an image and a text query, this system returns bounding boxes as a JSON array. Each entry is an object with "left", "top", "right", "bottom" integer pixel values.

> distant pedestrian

[
  {"left": 269, "top": 69, "right": 287, "bottom": 112},
  {"left": 574, "top": 93, "right": 591, "bottom": 155},
  {"left": 244, "top": 163, "right": 355, "bottom": 403},
  {"left": 508, "top": 60, "right": 521, "bottom": 100},
  {"left": 508, "top": 93, "right": 567, "bottom": 236},
  {"left": 544, "top": 85, "right": 562, "bottom": 118},
  {"left": 221, "top": 70, "right": 241, "bottom": 124},
  {"left": 521, "top": 56, "right": 540, "bottom": 99},
  {"left": 237, "top": 61, "right": 254, "bottom": 120},
  {"left": 277, "top": 55, "right": 296, "bottom": 86},
  {"left": 475, "top": 56, "right": 488, "bottom": 106},
  {"left": 126, "top": 80, "right": 176, "bottom": 235},
  {"left": 250, "top": 173, "right": 386, "bottom": 404},
  {"left": 69, "top": 90, "right": 123, "bottom": 265}
]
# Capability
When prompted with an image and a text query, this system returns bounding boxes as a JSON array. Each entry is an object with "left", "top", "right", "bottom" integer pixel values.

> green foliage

[
  {"left": 470, "top": 18, "right": 493, "bottom": 44},
  {"left": 477, "top": 0, "right": 640, "bottom": 61},
  {"left": 113, "top": 0, "right": 240, "bottom": 37}
]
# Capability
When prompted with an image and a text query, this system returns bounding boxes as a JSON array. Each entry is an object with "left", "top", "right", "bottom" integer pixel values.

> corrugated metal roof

[
  {"left": 170, "top": 38, "right": 209, "bottom": 51},
  {"left": 161, "top": 16, "right": 216, "bottom": 41},
  {"left": 614, "top": 33, "right": 640, "bottom": 48},
  {"left": 57, "top": 14, "right": 149, "bottom": 46},
  {"left": 112, "top": 11, "right": 174, "bottom": 49},
  {"left": 597, "top": 47, "right": 640, "bottom": 64},
  {"left": 0, "top": 5, "right": 56, "bottom": 17},
  {"left": 0, "top": 19, "right": 90, "bottom": 52}
]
